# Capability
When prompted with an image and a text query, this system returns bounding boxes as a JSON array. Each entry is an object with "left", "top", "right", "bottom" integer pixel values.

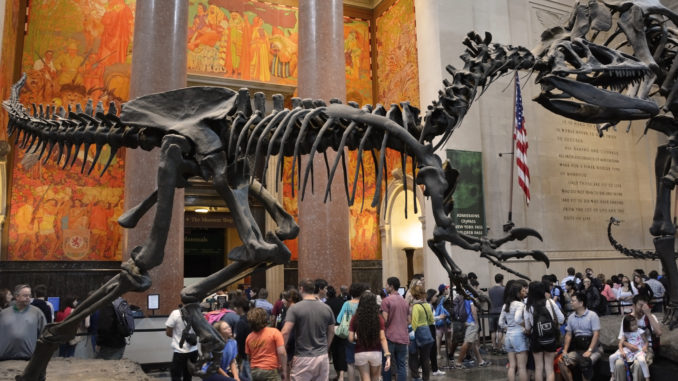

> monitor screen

[{"left": 47, "top": 297, "right": 60, "bottom": 313}]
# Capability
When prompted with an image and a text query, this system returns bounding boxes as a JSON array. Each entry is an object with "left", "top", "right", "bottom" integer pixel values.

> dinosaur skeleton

[
  {"left": 529, "top": 0, "right": 678, "bottom": 330},
  {"left": 4, "top": 31, "right": 546, "bottom": 380}
]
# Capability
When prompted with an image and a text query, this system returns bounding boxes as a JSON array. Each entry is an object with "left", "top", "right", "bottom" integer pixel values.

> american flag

[{"left": 514, "top": 72, "right": 530, "bottom": 205}]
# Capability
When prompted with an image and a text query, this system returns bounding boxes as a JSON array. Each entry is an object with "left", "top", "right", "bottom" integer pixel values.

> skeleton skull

[{"left": 534, "top": 37, "right": 658, "bottom": 123}]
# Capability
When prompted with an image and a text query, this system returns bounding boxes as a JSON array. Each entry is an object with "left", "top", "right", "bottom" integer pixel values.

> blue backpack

[{"left": 434, "top": 299, "right": 450, "bottom": 327}]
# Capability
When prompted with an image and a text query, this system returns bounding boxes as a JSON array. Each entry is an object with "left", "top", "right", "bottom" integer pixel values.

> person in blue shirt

[{"left": 451, "top": 295, "right": 489, "bottom": 369}]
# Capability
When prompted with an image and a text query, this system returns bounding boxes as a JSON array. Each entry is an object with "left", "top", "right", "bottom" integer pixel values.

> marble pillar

[
  {"left": 123, "top": 0, "right": 188, "bottom": 315},
  {"left": 296, "top": 0, "right": 351, "bottom": 288}
]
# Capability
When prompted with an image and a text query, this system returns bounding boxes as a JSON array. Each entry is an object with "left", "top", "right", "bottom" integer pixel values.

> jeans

[
  {"left": 170, "top": 350, "right": 199, "bottom": 381},
  {"left": 240, "top": 359, "right": 252, "bottom": 381},
  {"left": 96, "top": 345, "right": 125, "bottom": 360},
  {"left": 409, "top": 342, "right": 432, "bottom": 381},
  {"left": 58, "top": 344, "right": 75, "bottom": 358},
  {"left": 382, "top": 340, "right": 407, "bottom": 381}
]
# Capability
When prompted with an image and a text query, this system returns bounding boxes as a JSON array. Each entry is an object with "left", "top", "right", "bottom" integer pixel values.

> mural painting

[
  {"left": 347, "top": 0, "right": 421, "bottom": 260},
  {"left": 0, "top": 0, "right": 23, "bottom": 142},
  {"left": 8, "top": 0, "right": 135, "bottom": 261},
  {"left": 344, "top": 17, "right": 372, "bottom": 106},
  {"left": 343, "top": 16, "right": 378, "bottom": 260},
  {"left": 187, "top": 0, "right": 298, "bottom": 85},
  {"left": 375, "top": 0, "right": 419, "bottom": 108}
]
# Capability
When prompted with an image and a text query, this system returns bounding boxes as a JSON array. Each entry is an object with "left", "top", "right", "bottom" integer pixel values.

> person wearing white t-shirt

[{"left": 166, "top": 307, "right": 199, "bottom": 381}]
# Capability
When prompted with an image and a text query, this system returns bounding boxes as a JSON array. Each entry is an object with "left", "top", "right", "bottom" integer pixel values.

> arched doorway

[{"left": 380, "top": 169, "right": 426, "bottom": 287}]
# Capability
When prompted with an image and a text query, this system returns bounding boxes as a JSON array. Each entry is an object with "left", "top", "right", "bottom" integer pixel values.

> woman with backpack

[
  {"left": 55, "top": 295, "right": 78, "bottom": 357},
  {"left": 524, "top": 281, "right": 565, "bottom": 381},
  {"left": 434, "top": 285, "right": 452, "bottom": 369},
  {"left": 499, "top": 282, "right": 528, "bottom": 381},
  {"left": 348, "top": 292, "right": 390, "bottom": 381},
  {"left": 409, "top": 284, "right": 435, "bottom": 381},
  {"left": 337, "top": 282, "right": 367, "bottom": 381}
]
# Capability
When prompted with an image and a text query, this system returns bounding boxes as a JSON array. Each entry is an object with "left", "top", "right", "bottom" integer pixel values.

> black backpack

[
  {"left": 450, "top": 294, "right": 468, "bottom": 322},
  {"left": 531, "top": 302, "right": 558, "bottom": 347},
  {"left": 112, "top": 297, "right": 135, "bottom": 337}
]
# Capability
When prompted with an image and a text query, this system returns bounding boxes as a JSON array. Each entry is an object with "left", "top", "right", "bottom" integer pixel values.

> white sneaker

[{"left": 432, "top": 370, "right": 446, "bottom": 376}]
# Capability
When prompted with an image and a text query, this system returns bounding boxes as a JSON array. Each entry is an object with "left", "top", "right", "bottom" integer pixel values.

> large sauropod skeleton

[{"left": 4, "top": 29, "right": 545, "bottom": 380}]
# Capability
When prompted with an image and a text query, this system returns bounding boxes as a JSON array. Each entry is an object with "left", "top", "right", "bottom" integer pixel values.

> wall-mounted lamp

[{"left": 194, "top": 208, "right": 209, "bottom": 213}]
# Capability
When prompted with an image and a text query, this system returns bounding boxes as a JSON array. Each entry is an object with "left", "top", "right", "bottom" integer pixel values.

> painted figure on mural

[
  {"left": 269, "top": 31, "right": 297, "bottom": 79},
  {"left": 61, "top": 198, "right": 89, "bottom": 231},
  {"left": 97, "top": 0, "right": 133, "bottom": 68},
  {"left": 188, "top": 3, "right": 208, "bottom": 43},
  {"left": 188, "top": 5, "right": 226, "bottom": 51},
  {"left": 32, "top": 50, "right": 57, "bottom": 100},
  {"left": 250, "top": 16, "right": 270, "bottom": 82},
  {"left": 54, "top": 42, "right": 85, "bottom": 87},
  {"left": 36, "top": 198, "right": 60, "bottom": 257},
  {"left": 344, "top": 30, "right": 361, "bottom": 80},
  {"left": 77, "top": 0, "right": 106, "bottom": 53},
  {"left": 226, "top": 12, "right": 246, "bottom": 77},
  {"left": 13, "top": 195, "right": 37, "bottom": 259},
  {"left": 89, "top": 199, "right": 113, "bottom": 258}
]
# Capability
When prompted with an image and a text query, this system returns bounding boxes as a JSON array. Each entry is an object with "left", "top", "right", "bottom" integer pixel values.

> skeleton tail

[
  {"left": 607, "top": 217, "right": 661, "bottom": 260},
  {"left": 4, "top": 74, "right": 163, "bottom": 177}
]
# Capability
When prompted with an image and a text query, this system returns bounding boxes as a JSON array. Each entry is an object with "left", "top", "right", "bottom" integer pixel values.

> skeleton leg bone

[
  {"left": 653, "top": 237, "right": 678, "bottom": 329},
  {"left": 250, "top": 178, "right": 300, "bottom": 240},
  {"left": 17, "top": 135, "right": 194, "bottom": 381},
  {"left": 650, "top": 152, "right": 677, "bottom": 236}
]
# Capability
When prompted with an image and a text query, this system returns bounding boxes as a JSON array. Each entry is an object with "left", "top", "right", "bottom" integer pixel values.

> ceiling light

[{"left": 194, "top": 208, "right": 209, "bottom": 213}]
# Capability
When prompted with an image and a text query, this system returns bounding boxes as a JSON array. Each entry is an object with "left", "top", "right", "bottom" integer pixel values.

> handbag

[
  {"left": 548, "top": 300, "right": 562, "bottom": 344},
  {"left": 572, "top": 335, "right": 593, "bottom": 351},
  {"left": 414, "top": 303, "right": 435, "bottom": 347},
  {"left": 334, "top": 305, "right": 352, "bottom": 339}
]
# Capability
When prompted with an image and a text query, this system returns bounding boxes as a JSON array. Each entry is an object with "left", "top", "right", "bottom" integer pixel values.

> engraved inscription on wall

[{"left": 556, "top": 120, "right": 625, "bottom": 223}]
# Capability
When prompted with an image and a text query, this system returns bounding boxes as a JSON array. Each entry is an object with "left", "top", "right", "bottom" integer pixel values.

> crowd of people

[
  {"left": 0, "top": 283, "right": 131, "bottom": 364},
  {"left": 1, "top": 265, "right": 669, "bottom": 381}
]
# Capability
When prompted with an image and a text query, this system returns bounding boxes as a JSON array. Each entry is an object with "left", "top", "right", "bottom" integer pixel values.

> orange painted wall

[{"left": 7, "top": 0, "right": 135, "bottom": 261}]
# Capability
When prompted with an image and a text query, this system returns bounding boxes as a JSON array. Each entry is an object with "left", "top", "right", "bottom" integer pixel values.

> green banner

[{"left": 446, "top": 149, "right": 486, "bottom": 238}]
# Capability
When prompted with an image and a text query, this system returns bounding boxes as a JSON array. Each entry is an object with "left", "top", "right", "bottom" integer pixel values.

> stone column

[
  {"left": 123, "top": 0, "right": 188, "bottom": 315},
  {"left": 296, "top": 0, "right": 351, "bottom": 288}
]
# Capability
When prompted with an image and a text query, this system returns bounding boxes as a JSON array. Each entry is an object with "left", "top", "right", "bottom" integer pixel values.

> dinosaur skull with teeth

[{"left": 533, "top": 35, "right": 659, "bottom": 123}]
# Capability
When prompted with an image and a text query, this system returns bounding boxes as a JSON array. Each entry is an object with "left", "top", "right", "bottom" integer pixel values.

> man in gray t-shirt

[
  {"left": 488, "top": 274, "right": 505, "bottom": 353},
  {"left": 282, "top": 279, "right": 335, "bottom": 381},
  {"left": 0, "top": 284, "right": 47, "bottom": 360}
]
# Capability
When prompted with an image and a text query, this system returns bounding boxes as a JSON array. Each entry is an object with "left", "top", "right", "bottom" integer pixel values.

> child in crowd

[{"left": 608, "top": 315, "right": 650, "bottom": 381}]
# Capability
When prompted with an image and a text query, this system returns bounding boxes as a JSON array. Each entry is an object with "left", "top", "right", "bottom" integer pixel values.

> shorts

[
  {"left": 291, "top": 354, "right": 330, "bottom": 381},
  {"left": 488, "top": 316, "right": 500, "bottom": 332},
  {"left": 463, "top": 323, "right": 478, "bottom": 343},
  {"left": 452, "top": 321, "right": 466, "bottom": 342},
  {"left": 504, "top": 331, "right": 529, "bottom": 353},
  {"left": 345, "top": 341, "right": 356, "bottom": 364},
  {"left": 354, "top": 351, "right": 382, "bottom": 367}
]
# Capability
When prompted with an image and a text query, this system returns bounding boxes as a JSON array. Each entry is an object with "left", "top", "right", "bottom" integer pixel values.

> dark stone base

[{"left": 0, "top": 358, "right": 150, "bottom": 381}]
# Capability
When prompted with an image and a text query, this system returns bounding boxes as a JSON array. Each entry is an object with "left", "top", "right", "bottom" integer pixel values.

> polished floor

[{"left": 146, "top": 350, "right": 511, "bottom": 381}]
